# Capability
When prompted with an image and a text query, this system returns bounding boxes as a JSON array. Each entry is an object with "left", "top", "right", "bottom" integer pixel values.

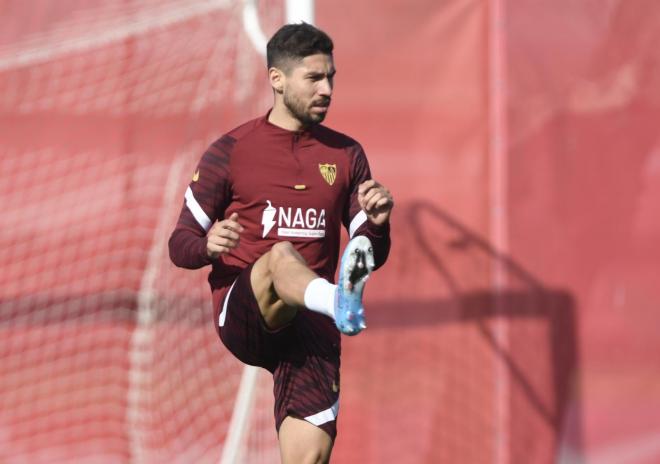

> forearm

[{"left": 168, "top": 228, "right": 213, "bottom": 269}]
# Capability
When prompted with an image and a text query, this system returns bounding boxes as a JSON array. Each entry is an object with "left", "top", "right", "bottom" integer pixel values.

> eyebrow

[{"left": 305, "top": 69, "right": 337, "bottom": 78}]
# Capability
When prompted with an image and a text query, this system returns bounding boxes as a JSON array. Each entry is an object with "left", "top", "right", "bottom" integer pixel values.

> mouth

[
  {"left": 312, "top": 102, "right": 330, "bottom": 113},
  {"left": 312, "top": 99, "right": 331, "bottom": 109}
]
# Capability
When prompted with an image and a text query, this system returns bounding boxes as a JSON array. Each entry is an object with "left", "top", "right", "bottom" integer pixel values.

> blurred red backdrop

[{"left": 1, "top": 1, "right": 659, "bottom": 463}]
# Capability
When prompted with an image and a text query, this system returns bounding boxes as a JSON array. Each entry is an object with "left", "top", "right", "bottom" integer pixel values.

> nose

[{"left": 318, "top": 77, "right": 333, "bottom": 98}]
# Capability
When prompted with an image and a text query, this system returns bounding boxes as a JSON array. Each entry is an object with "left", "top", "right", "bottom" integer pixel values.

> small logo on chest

[{"left": 319, "top": 163, "right": 337, "bottom": 186}]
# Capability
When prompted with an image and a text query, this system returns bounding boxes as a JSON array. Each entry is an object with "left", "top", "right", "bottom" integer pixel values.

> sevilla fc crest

[{"left": 319, "top": 163, "right": 337, "bottom": 186}]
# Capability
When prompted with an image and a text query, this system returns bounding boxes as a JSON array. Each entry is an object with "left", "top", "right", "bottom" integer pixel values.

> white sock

[{"left": 303, "top": 278, "right": 337, "bottom": 320}]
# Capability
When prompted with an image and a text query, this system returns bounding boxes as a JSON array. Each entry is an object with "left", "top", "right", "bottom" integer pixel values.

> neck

[{"left": 268, "top": 102, "right": 306, "bottom": 132}]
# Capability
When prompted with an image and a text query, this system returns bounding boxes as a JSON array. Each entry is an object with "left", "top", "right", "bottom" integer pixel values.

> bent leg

[
  {"left": 250, "top": 241, "right": 318, "bottom": 330},
  {"left": 279, "top": 416, "right": 333, "bottom": 464}
]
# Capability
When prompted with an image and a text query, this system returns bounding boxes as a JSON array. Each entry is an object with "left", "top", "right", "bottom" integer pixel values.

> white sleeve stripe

[
  {"left": 349, "top": 210, "right": 368, "bottom": 238},
  {"left": 304, "top": 399, "right": 339, "bottom": 426},
  {"left": 185, "top": 186, "right": 212, "bottom": 232}
]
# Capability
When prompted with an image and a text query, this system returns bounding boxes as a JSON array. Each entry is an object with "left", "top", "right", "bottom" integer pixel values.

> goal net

[{"left": 0, "top": 1, "right": 304, "bottom": 462}]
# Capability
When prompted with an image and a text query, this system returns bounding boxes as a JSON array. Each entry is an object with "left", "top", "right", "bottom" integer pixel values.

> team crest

[{"left": 319, "top": 163, "right": 337, "bottom": 186}]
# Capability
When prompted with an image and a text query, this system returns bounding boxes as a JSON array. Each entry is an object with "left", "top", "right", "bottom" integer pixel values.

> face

[{"left": 280, "top": 53, "right": 335, "bottom": 127}]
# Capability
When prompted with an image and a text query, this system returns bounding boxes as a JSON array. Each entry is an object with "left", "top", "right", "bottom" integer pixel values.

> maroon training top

[{"left": 168, "top": 112, "right": 391, "bottom": 307}]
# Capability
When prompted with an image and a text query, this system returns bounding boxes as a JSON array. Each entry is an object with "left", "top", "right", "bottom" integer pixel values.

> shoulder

[
  {"left": 225, "top": 116, "right": 265, "bottom": 141},
  {"left": 207, "top": 116, "right": 266, "bottom": 155}
]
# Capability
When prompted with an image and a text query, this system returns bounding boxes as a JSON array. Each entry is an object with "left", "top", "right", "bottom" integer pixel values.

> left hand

[{"left": 358, "top": 179, "right": 394, "bottom": 226}]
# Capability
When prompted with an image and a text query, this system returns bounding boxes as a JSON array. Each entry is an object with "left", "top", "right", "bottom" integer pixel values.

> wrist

[{"left": 201, "top": 237, "right": 215, "bottom": 263}]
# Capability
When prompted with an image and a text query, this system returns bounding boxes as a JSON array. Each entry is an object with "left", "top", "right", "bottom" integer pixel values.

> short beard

[{"left": 283, "top": 90, "right": 326, "bottom": 127}]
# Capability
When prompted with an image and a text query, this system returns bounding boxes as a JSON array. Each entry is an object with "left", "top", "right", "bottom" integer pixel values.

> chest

[{"left": 230, "top": 138, "right": 350, "bottom": 213}]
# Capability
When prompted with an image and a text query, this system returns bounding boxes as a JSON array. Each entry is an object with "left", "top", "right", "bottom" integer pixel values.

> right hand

[{"left": 206, "top": 212, "right": 244, "bottom": 259}]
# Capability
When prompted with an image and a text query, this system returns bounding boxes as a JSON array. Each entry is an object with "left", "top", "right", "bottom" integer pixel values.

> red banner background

[{"left": 1, "top": 1, "right": 659, "bottom": 462}]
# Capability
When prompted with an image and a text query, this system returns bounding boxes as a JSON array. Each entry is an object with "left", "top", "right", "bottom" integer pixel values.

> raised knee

[
  {"left": 271, "top": 240, "right": 295, "bottom": 257},
  {"left": 268, "top": 241, "right": 296, "bottom": 269}
]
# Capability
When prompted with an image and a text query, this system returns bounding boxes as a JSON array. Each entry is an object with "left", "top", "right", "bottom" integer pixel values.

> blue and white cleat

[{"left": 335, "top": 236, "right": 375, "bottom": 336}]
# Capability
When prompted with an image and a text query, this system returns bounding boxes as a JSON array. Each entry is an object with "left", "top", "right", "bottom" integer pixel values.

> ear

[{"left": 269, "top": 67, "right": 285, "bottom": 94}]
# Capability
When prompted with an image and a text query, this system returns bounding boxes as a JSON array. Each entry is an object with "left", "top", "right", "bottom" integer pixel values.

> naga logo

[{"left": 261, "top": 200, "right": 326, "bottom": 238}]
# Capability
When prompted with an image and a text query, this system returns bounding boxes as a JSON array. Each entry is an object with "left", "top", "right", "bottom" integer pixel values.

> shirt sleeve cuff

[
  {"left": 365, "top": 219, "right": 390, "bottom": 238},
  {"left": 197, "top": 236, "right": 214, "bottom": 265}
]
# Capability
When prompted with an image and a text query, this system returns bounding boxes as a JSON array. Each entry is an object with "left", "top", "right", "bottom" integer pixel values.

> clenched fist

[{"left": 358, "top": 179, "right": 394, "bottom": 226}]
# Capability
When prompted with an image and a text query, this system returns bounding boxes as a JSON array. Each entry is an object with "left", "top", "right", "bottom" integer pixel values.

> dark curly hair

[{"left": 266, "top": 22, "right": 334, "bottom": 71}]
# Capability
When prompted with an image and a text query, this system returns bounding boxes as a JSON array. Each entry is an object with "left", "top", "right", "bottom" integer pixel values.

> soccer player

[{"left": 169, "top": 23, "right": 393, "bottom": 463}]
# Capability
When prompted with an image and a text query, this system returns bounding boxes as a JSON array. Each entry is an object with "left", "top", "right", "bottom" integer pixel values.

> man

[{"left": 169, "top": 23, "right": 392, "bottom": 463}]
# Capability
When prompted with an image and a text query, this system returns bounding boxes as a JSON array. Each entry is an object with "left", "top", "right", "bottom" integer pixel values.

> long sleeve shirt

[{"left": 168, "top": 112, "right": 391, "bottom": 319}]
